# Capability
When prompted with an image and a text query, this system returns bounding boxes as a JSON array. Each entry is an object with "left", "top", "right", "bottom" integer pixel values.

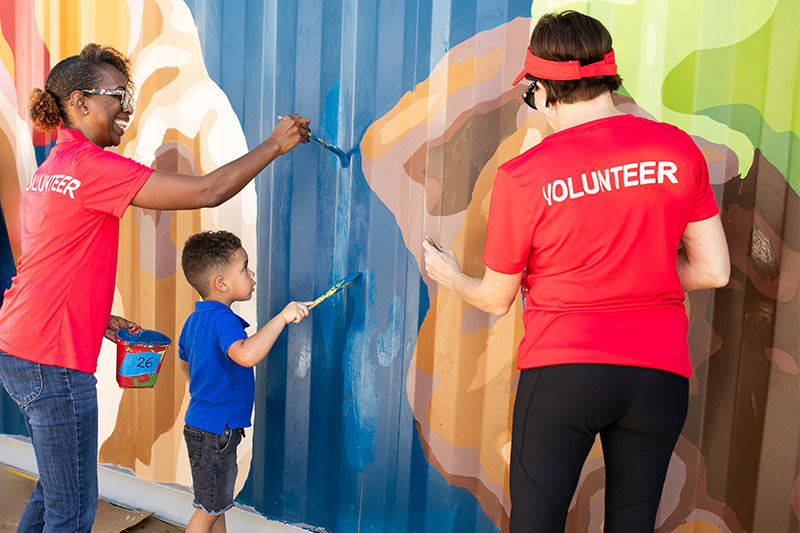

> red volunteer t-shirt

[
  {"left": 0, "top": 129, "right": 153, "bottom": 372},
  {"left": 483, "top": 114, "right": 719, "bottom": 378}
]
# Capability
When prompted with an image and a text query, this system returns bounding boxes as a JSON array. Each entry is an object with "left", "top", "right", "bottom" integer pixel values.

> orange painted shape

[
  {"left": 35, "top": 0, "right": 130, "bottom": 63},
  {"left": 362, "top": 47, "right": 504, "bottom": 160},
  {"left": 0, "top": 25, "right": 14, "bottom": 80}
]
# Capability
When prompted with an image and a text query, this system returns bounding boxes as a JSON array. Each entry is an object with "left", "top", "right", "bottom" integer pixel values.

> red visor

[{"left": 512, "top": 48, "right": 617, "bottom": 85}]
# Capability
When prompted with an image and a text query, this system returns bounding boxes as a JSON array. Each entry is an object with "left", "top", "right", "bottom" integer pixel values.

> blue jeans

[{"left": 0, "top": 349, "right": 98, "bottom": 532}]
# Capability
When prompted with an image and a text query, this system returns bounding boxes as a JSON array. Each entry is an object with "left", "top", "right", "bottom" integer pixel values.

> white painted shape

[
  {"left": 647, "top": 24, "right": 657, "bottom": 66},
  {"left": 133, "top": 117, "right": 170, "bottom": 164},
  {"left": 167, "top": 0, "right": 201, "bottom": 35},
  {"left": 125, "top": 0, "right": 144, "bottom": 55},
  {"left": 133, "top": 45, "right": 194, "bottom": 88},
  {"left": 0, "top": 59, "right": 16, "bottom": 112},
  {"left": 96, "top": 338, "right": 125, "bottom": 447},
  {"left": 241, "top": 182, "right": 258, "bottom": 225},
  {"left": 294, "top": 346, "right": 312, "bottom": 379},
  {"left": 179, "top": 87, "right": 248, "bottom": 164},
  {"left": 0, "top": 92, "right": 38, "bottom": 189}
]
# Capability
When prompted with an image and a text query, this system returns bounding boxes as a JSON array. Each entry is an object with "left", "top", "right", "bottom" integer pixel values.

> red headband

[{"left": 512, "top": 48, "right": 617, "bottom": 85}]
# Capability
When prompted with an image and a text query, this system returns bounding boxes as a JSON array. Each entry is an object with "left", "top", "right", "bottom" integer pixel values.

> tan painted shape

[
  {"left": 364, "top": 47, "right": 504, "bottom": 160},
  {"left": 0, "top": 125, "right": 22, "bottom": 260},
  {"left": 765, "top": 348, "right": 800, "bottom": 376}
]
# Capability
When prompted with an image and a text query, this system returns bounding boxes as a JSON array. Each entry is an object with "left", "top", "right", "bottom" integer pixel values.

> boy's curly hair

[
  {"left": 181, "top": 231, "right": 243, "bottom": 298},
  {"left": 28, "top": 43, "right": 134, "bottom": 132}
]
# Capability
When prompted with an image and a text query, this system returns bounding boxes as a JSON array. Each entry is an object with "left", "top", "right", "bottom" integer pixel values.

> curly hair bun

[{"left": 28, "top": 88, "right": 62, "bottom": 132}]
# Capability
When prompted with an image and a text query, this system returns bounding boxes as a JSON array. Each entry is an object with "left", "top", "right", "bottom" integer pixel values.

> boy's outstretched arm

[{"left": 227, "top": 301, "right": 310, "bottom": 368}]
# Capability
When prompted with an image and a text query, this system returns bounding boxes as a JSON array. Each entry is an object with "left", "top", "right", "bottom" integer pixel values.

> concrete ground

[{"left": 0, "top": 465, "right": 183, "bottom": 532}]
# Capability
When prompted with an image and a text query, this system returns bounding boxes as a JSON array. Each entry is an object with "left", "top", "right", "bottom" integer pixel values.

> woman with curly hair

[
  {"left": 0, "top": 43, "right": 309, "bottom": 531},
  {"left": 423, "top": 11, "right": 730, "bottom": 532}
]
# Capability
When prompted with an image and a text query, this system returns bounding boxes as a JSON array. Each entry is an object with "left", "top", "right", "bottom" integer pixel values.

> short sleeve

[
  {"left": 74, "top": 148, "right": 153, "bottom": 217},
  {"left": 214, "top": 311, "right": 250, "bottom": 357},
  {"left": 482, "top": 167, "right": 535, "bottom": 274},
  {"left": 687, "top": 137, "right": 720, "bottom": 222},
  {"left": 178, "top": 329, "right": 188, "bottom": 361}
]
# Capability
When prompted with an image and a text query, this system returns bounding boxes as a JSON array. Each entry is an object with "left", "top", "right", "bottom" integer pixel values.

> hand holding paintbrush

[
  {"left": 422, "top": 236, "right": 464, "bottom": 291},
  {"left": 270, "top": 114, "right": 311, "bottom": 153},
  {"left": 277, "top": 116, "right": 350, "bottom": 167}
]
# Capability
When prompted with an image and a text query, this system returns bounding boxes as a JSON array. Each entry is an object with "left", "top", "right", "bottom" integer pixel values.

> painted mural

[{"left": 0, "top": 1, "right": 798, "bottom": 533}]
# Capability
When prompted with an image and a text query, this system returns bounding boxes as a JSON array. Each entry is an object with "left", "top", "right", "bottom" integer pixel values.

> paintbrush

[
  {"left": 277, "top": 115, "right": 350, "bottom": 167},
  {"left": 425, "top": 235, "right": 445, "bottom": 252},
  {"left": 308, "top": 272, "right": 361, "bottom": 310}
]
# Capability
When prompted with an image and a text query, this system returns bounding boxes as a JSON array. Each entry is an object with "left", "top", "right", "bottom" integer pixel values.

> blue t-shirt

[{"left": 179, "top": 300, "right": 253, "bottom": 434}]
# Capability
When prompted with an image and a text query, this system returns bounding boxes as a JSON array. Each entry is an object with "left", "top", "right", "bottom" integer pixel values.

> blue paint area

[
  {"left": 341, "top": 284, "right": 379, "bottom": 471},
  {"left": 0, "top": 206, "right": 27, "bottom": 437},
  {"left": 185, "top": 0, "right": 528, "bottom": 530},
  {"left": 0, "top": 212, "right": 14, "bottom": 309},
  {"left": 318, "top": 81, "right": 344, "bottom": 168},
  {"left": 34, "top": 141, "right": 55, "bottom": 166},
  {"left": 115, "top": 328, "right": 171, "bottom": 346}
]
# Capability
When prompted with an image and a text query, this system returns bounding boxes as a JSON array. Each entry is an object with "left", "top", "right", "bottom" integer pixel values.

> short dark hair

[
  {"left": 530, "top": 11, "right": 622, "bottom": 106},
  {"left": 181, "top": 231, "right": 243, "bottom": 298},
  {"left": 28, "top": 43, "right": 134, "bottom": 132}
]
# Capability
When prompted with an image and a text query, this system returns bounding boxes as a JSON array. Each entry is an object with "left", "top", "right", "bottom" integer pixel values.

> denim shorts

[{"left": 183, "top": 423, "right": 243, "bottom": 515}]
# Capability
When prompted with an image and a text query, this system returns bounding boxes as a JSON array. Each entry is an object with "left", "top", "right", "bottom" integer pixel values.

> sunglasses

[
  {"left": 82, "top": 88, "right": 133, "bottom": 111},
  {"left": 522, "top": 78, "right": 539, "bottom": 110}
]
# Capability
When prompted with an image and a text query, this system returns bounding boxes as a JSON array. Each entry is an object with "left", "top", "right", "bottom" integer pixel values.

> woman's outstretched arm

[{"left": 131, "top": 114, "right": 309, "bottom": 210}]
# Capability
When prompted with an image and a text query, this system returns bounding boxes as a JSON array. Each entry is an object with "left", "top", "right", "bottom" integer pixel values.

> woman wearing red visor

[{"left": 423, "top": 11, "right": 729, "bottom": 532}]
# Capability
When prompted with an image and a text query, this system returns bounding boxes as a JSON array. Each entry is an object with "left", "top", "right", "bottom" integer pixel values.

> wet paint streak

[
  {"left": 376, "top": 295, "right": 403, "bottom": 367},
  {"left": 341, "top": 271, "right": 379, "bottom": 471}
]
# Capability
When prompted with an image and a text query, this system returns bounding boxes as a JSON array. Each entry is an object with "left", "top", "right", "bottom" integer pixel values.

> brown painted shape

[
  {"left": 140, "top": 0, "right": 165, "bottom": 50},
  {"left": 561, "top": 437, "right": 746, "bottom": 533},
  {"left": 0, "top": 124, "right": 22, "bottom": 261},
  {"left": 415, "top": 420, "right": 510, "bottom": 532},
  {"left": 98, "top": 142, "right": 204, "bottom": 477},
  {"left": 403, "top": 98, "right": 522, "bottom": 216},
  {"left": 701, "top": 149, "right": 800, "bottom": 532}
]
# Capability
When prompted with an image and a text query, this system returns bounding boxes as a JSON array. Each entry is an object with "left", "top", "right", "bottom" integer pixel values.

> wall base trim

[{"left": 0, "top": 434, "right": 304, "bottom": 532}]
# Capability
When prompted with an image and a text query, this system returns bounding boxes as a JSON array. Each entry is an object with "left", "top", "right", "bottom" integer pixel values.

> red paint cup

[{"left": 114, "top": 328, "right": 172, "bottom": 389}]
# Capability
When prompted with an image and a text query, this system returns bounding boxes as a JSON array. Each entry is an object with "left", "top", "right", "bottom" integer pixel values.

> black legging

[{"left": 509, "top": 364, "right": 688, "bottom": 533}]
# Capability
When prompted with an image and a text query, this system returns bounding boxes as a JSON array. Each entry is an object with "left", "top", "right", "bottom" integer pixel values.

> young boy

[{"left": 178, "top": 230, "right": 309, "bottom": 533}]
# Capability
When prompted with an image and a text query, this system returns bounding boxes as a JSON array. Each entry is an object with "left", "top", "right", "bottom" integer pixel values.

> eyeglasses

[
  {"left": 82, "top": 88, "right": 133, "bottom": 111},
  {"left": 522, "top": 79, "right": 539, "bottom": 110}
]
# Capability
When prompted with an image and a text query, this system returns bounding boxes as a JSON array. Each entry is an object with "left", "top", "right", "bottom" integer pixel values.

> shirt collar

[
  {"left": 56, "top": 128, "right": 90, "bottom": 144},
  {"left": 193, "top": 300, "right": 250, "bottom": 328},
  {"left": 194, "top": 300, "right": 232, "bottom": 312}
]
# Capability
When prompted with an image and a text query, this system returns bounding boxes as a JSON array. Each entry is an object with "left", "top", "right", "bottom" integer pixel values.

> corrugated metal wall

[{"left": 1, "top": 1, "right": 798, "bottom": 532}]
